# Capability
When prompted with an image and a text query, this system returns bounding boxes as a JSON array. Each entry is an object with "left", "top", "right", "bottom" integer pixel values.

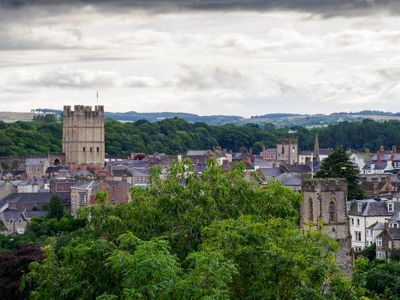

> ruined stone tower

[
  {"left": 301, "top": 178, "right": 352, "bottom": 273},
  {"left": 276, "top": 138, "right": 298, "bottom": 164},
  {"left": 62, "top": 105, "right": 105, "bottom": 167}
]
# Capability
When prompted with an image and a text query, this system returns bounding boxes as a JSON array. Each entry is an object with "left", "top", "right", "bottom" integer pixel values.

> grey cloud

[
  {"left": 11, "top": 66, "right": 165, "bottom": 89},
  {"left": 15, "top": 67, "right": 119, "bottom": 88},
  {"left": 176, "top": 64, "right": 250, "bottom": 90},
  {"left": 0, "top": 0, "right": 399, "bottom": 16}
]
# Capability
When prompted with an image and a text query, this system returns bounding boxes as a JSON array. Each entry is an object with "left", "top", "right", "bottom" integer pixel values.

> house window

[
  {"left": 18, "top": 219, "right": 22, "bottom": 223},
  {"left": 389, "top": 241, "right": 393, "bottom": 249},
  {"left": 79, "top": 193, "right": 86, "bottom": 205},
  {"left": 351, "top": 218, "right": 354, "bottom": 226},
  {"left": 9, "top": 219, "right": 13, "bottom": 223},
  {"left": 355, "top": 231, "right": 362, "bottom": 242},
  {"left": 309, "top": 198, "right": 313, "bottom": 222},
  {"left": 388, "top": 203, "right": 394, "bottom": 212},
  {"left": 347, "top": 202, "right": 350, "bottom": 211},
  {"left": 329, "top": 200, "right": 336, "bottom": 223},
  {"left": 281, "top": 147, "right": 284, "bottom": 154},
  {"left": 376, "top": 238, "right": 382, "bottom": 246},
  {"left": 377, "top": 252, "right": 382, "bottom": 259},
  {"left": 357, "top": 218, "right": 360, "bottom": 227},
  {"left": 358, "top": 203, "right": 362, "bottom": 213}
]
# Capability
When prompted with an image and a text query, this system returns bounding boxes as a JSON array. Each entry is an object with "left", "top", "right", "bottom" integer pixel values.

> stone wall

[
  {"left": 301, "top": 178, "right": 352, "bottom": 274},
  {"left": 276, "top": 138, "right": 298, "bottom": 164}
]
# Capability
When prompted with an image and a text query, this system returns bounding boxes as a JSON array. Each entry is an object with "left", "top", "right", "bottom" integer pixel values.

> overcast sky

[{"left": 0, "top": 0, "right": 399, "bottom": 116}]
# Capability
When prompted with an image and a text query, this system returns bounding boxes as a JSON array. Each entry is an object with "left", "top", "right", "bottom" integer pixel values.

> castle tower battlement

[{"left": 62, "top": 105, "right": 105, "bottom": 167}]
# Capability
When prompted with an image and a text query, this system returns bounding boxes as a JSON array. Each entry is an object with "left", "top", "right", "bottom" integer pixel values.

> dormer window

[
  {"left": 9, "top": 219, "right": 13, "bottom": 223},
  {"left": 18, "top": 219, "right": 22, "bottom": 223},
  {"left": 388, "top": 203, "right": 394, "bottom": 212},
  {"left": 358, "top": 203, "right": 362, "bottom": 213}
]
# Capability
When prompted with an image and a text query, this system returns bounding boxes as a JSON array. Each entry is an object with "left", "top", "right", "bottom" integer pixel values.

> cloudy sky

[{"left": 0, "top": 0, "right": 400, "bottom": 116}]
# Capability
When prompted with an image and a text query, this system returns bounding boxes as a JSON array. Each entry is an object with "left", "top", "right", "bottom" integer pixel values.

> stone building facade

[
  {"left": 276, "top": 138, "right": 298, "bottom": 164},
  {"left": 301, "top": 178, "right": 352, "bottom": 273},
  {"left": 62, "top": 105, "right": 105, "bottom": 167}
]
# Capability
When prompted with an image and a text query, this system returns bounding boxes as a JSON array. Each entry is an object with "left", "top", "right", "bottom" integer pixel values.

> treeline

[{"left": 2, "top": 116, "right": 400, "bottom": 157}]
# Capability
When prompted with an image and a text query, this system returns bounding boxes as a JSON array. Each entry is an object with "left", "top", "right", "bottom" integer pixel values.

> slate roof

[
  {"left": 128, "top": 168, "right": 149, "bottom": 177},
  {"left": 1, "top": 193, "right": 52, "bottom": 205},
  {"left": 276, "top": 173, "right": 301, "bottom": 186},
  {"left": 23, "top": 211, "right": 48, "bottom": 218},
  {"left": 111, "top": 166, "right": 129, "bottom": 177},
  {"left": 18, "top": 178, "right": 48, "bottom": 186},
  {"left": 260, "top": 167, "right": 283, "bottom": 178},
  {"left": 388, "top": 228, "right": 400, "bottom": 240},
  {"left": 2, "top": 209, "right": 24, "bottom": 222},
  {"left": 366, "top": 221, "right": 385, "bottom": 230},
  {"left": 71, "top": 181, "right": 97, "bottom": 190},
  {"left": 281, "top": 164, "right": 311, "bottom": 173},
  {"left": 348, "top": 199, "right": 400, "bottom": 216},
  {"left": 319, "top": 148, "right": 331, "bottom": 156},
  {"left": 389, "top": 211, "right": 400, "bottom": 222}
]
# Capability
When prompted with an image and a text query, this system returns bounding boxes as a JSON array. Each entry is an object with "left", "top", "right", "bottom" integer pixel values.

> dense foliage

[
  {"left": 316, "top": 148, "right": 365, "bottom": 200},
  {"left": 23, "top": 159, "right": 360, "bottom": 299},
  {"left": 0, "top": 244, "right": 43, "bottom": 300},
  {"left": 2, "top": 116, "right": 400, "bottom": 157},
  {"left": 353, "top": 257, "right": 400, "bottom": 299}
]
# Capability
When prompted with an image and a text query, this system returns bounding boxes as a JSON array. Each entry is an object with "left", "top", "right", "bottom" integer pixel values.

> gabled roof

[
  {"left": 2, "top": 209, "right": 24, "bottom": 222},
  {"left": 366, "top": 221, "right": 385, "bottom": 230}
]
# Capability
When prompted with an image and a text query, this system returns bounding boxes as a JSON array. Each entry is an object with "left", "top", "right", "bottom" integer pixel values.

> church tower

[
  {"left": 62, "top": 105, "right": 105, "bottom": 167},
  {"left": 276, "top": 138, "right": 298, "bottom": 164},
  {"left": 301, "top": 178, "right": 352, "bottom": 273}
]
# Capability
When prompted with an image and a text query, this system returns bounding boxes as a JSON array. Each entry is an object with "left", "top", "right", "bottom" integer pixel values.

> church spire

[{"left": 313, "top": 134, "right": 320, "bottom": 162}]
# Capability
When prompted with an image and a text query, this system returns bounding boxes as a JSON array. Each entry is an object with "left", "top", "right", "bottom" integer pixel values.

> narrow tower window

[
  {"left": 83, "top": 147, "right": 86, "bottom": 152},
  {"left": 309, "top": 198, "right": 313, "bottom": 222},
  {"left": 329, "top": 200, "right": 336, "bottom": 223}
]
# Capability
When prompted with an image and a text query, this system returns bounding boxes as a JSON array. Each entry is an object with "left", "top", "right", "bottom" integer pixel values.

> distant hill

[{"left": 3, "top": 109, "right": 400, "bottom": 127}]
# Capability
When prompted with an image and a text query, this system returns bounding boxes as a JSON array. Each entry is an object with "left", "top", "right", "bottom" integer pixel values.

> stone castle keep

[
  {"left": 62, "top": 105, "right": 105, "bottom": 167},
  {"left": 301, "top": 178, "right": 352, "bottom": 273}
]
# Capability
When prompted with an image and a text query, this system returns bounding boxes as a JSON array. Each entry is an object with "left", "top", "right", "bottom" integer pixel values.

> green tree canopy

[
  {"left": 316, "top": 148, "right": 365, "bottom": 200},
  {"left": 24, "top": 158, "right": 361, "bottom": 299},
  {"left": 44, "top": 194, "right": 65, "bottom": 220}
]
